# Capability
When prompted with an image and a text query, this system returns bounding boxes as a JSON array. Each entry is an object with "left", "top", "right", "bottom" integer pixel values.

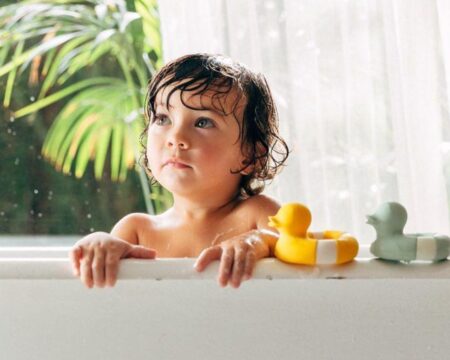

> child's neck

[{"left": 171, "top": 192, "right": 242, "bottom": 222}]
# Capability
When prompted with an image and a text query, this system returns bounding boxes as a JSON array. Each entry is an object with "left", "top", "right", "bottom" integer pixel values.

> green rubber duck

[{"left": 366, "top": 202, "right": 450, "bottom": 262}]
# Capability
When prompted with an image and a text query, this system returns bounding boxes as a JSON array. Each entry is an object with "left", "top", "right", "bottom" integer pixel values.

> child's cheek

[
  {"left": 198, "top": 148, "right": 218, "bottom": 167},
  {"left": 146, "top": 142, "right": 163, "bottom": 174}
]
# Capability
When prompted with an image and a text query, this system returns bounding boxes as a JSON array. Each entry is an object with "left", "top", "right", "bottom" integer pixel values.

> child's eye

[
  {"left": 153, "top": 114, "right": 171, "bottom": 125},
  {"left": 195, "top": 117, "right": 214, "bottom": 128}
]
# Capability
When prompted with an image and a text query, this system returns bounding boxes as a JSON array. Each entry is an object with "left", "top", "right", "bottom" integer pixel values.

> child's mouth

[
  {"left": 168, "top": 162, "right": 191, "bottom": 169},
  {"left": 164, "top": 159, "right": 191, "bottom": 169}
]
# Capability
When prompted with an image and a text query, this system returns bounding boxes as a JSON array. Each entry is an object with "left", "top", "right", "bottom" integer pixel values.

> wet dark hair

[{"left": 140, "top": 53, "right": 290, "bottom": 198}]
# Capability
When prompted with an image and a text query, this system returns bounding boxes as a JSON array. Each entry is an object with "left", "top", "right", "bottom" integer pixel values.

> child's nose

[{"left": 166, "top": 127, "right": 190, "bottom": 149}]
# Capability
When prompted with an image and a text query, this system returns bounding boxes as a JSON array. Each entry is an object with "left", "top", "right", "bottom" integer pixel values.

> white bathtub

[{"left": 1, "top": 242, "right": 450, "bottom": 360}]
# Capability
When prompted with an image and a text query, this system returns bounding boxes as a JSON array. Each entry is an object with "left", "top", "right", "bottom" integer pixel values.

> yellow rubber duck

[{"left": 268, "top": 203, "right": 359, "bottom": 265}]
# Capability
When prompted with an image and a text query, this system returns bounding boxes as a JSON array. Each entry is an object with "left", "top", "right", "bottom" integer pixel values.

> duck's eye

[
  {"left": 153, "top": 114, "right": 170, "bottom": 125},
  {"left": 195, "top": 117, "right": 214, "bottom": 128}
]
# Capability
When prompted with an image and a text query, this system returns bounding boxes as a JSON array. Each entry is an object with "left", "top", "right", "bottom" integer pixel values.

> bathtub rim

[{"left": 1, "top": 244, "right": 450, "bottom": 280}]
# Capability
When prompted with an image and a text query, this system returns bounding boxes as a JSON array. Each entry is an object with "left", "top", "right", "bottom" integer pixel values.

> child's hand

[
  {"left": 69, "top": 232, "right": 157, "bottom": 288},
  {"left": 193, "top": 230, "right": 270, "bottom": 288}
]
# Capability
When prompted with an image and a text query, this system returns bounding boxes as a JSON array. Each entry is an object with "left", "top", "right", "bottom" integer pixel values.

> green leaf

[
  {"left": 39, "top": 35, "right": 93, "bottom": 98},
  {"left": 119, "top": 125, "right": 136, "bottom": 182},
  {"left": 119, "top": 12, "right": 141, "bottom": 33},
  {"left": 0, "top": 31, "right": 84, "bottom": 78},
  {"left": 111, "top": 122, "right": 123, "bottom": 182},
  {"left": 75, "top": 123, "right": 100, "bottom": 179},
  {"left": 41, "top": 47, "right": 57, "bottom": 77},
  {"left": 61, "top": 113, "right": 99, "bottom": 174},
  {"left": 42, "top": 103, "right": 90, "bottom": 160},
  {"left": 14, "top": 77, "right": 117, "bottom": 118},
  {"left": 3, "top": 40, "right": 24, "bottom": 108},
  {"left": 94, "top": 127, "right": 111, "bottom": 180},
  {"left": 0, "top": 42, "right": 11, "bottom": 67}
]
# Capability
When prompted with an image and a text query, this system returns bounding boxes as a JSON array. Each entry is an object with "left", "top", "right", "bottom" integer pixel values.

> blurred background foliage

[{"left": 0, "top": 0, "right": 172, "bottom": 235}]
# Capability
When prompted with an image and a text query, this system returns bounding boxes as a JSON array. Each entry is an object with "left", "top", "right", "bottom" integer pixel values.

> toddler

[{"left": 70, "top": 53, "right": 290, "bottom": 288}]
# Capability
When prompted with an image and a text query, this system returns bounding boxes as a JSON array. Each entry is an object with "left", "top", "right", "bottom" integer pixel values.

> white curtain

[{"left": 157, "top": 0, "right": 450, "bottom": 243}]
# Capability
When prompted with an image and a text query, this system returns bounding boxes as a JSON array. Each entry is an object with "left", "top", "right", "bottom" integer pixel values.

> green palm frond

[
  {"left": 0, "top": 0, "right": 157, "bottom": 94},
  {"left": 0, "top": 0, "right": 167, "bottom": 214},
  {"left": 41, "top": 78, "right": 143, "bottom": 182},
  {"left": 14, "top": 77, "right": 117, "bottom": 117}
]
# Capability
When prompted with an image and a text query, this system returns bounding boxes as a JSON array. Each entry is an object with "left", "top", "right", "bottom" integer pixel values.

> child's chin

[{"left": 161, "top": 179, "right": 196, "bottom": 192}]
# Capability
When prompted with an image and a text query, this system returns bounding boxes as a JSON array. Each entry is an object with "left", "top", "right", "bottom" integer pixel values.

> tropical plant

[{"left": 0, "top": 0, "right": 172, "bottom": 214}]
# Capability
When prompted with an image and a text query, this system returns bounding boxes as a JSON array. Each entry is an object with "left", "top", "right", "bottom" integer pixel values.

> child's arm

[
  {"left": 194, "top": 195, "right": 280, "bottom": 288},
  {"left": 253, "top": 229, "right": 279, "bottom": 258},
  {"left": 248, "top": 194, "right": 280, "bottom": 258},
  {"left": 69, "top": 214, "right": 157, "bottom": 289}
]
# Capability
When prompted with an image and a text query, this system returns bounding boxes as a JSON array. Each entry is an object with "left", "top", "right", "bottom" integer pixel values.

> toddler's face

[{"left": 146, "top": 83, "right": 248, "bottom": 198}]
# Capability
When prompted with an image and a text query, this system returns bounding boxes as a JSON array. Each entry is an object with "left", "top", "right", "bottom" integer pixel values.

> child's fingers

[
  {"left": 69, "top": 246, "right": 82, "bottom": 276},
  {"left": 127, "top": 245, "right": 157, "bottom": 259},
  {"left": 92, "top": 245, "right": 106, "bottom": 288},
  {"left": 243, "top": 250, "right": 256, "bottom": 280},
  {"left": 105, "top": 252, "right": 120, "bottom": 287},
  {"left": 194, "top": 246, "right": 221, "bottom": 271},
  {"left": 230, "top": 247, "right": 247, "bottom": 288},
  {"left": 218, "top": 247, "right": 234, "bottom": 287},
  {"left": 80, "top": 249, "right": 94, "bottom": 288}
]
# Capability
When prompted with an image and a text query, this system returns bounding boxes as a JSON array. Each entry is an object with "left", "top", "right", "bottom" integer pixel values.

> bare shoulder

[
  {"left": 243, "top": 194, "right": 281, "bottom": 212},
  {"left": 240, "top": 194, "right": 281, "bottom": 230},
  {"left": 110, "top": 212, "right": 156, "bottom": 245}
]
